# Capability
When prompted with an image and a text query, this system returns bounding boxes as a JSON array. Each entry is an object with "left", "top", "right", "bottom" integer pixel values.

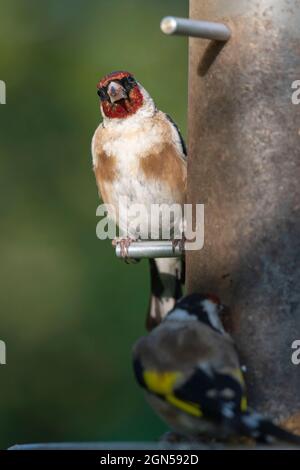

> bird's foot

[
  {"left": 112, "top": 237, "right": 139, "bottom": 264},
  {"left": 172, "top": 235, "right": 186, "bottom": 254}
]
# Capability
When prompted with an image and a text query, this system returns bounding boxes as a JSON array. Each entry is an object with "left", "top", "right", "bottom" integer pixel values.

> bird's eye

[
  {"left": 122, "top": 76, "right": 136, "bottom": 91},
  {"left": 127, "top": 76, "right": 136, "bottom": 85},
  {"left": 97, "top": 88, "right": 107, "bottom": 100}
]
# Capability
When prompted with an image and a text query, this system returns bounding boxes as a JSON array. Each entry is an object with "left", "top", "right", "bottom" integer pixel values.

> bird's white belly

[
  {"left": 100, "top": 120, "right": 185, "bottom": 239},
  {"left": 109, "top": 164, "right": 181, "bottom": 239}
]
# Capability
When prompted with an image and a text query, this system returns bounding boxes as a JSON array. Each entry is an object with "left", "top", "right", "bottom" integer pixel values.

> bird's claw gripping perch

[
  {"left": 172, "top": 236, "right": 186, "bottom": 254},
  {"left": 112, "top": 238, "right": 139, "bottom": 264}
]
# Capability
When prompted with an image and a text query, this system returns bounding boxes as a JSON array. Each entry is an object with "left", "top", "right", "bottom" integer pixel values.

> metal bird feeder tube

[{"left": 187, "top": 0, "right": 300, "bottom": 429}]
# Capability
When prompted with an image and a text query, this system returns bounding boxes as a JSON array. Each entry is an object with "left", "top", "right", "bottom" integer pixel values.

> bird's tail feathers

[
  {"left": 225, "top": 411, "right": 300, "bottom": 445},
  {"left": 249, "top": 415, "right": 300, "bottom": 445},
  {"left": 146, "top": 258, "right": 184, "bottom": 331}
]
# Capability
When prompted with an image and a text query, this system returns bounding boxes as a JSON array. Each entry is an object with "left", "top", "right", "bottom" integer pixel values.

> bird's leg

[
  {"left": 112, "top": 237, "right": 140, "bottom": 264},
  {"left": 120, "top": 237, "right": 132, "bottom": 259},
  {"left": 172, "top": 234, "right": 186, "bottom": 253},
  {"left": 112, "top": 236, "right": 133, "bottom": 257}
]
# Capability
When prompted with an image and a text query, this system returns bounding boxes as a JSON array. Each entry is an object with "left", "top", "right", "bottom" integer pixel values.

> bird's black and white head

[{"left": 166, "top": 293, "right": 225, "bottom": 334}]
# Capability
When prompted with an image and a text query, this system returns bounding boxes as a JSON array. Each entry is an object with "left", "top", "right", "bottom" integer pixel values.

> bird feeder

[{"left": 184, "top": 0, "right": 300, "bottom": 432}]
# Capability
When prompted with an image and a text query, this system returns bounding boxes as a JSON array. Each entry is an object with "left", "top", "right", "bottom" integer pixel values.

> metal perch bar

[
  {"left": 8, "top": 442, "right": 215, "bottom": 450},
  {"left": 160, "top": 16, "right": 231, "bottom": 42},
  {"left": 8, "top": 442, "right": 300, "bottom": 450},
  {"left": 115, "top": 241, "right": 184, "bottom": 259}
]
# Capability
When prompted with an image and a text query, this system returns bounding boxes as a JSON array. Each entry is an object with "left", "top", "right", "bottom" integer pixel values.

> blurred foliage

[{"left": 0, "top": 0, "right": 188, "bottom": 447}]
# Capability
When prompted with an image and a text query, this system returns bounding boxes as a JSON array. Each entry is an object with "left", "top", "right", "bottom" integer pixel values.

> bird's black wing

[
  {"left": 173, "top": 366, "right": 246, "bottom": 421},
  {"left": 165, "top": 114, "right": 187, "bottom": 158}
]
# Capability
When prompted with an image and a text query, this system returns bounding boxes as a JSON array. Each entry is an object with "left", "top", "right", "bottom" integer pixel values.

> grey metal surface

[
  {"left": 8, "top": 441, "right": 218, "bottom": 450},
  {"left": 187, "top": 0, "right": 300, "bottom": 425},
  {"left": 8, "top": 442, "right": 300, "bottom": 450},
  {"left": 161, "top": 16, "right": 231, "bottom": 41},
  {"left": 115, "top": 241, "right": 183, "bottom": 259}
]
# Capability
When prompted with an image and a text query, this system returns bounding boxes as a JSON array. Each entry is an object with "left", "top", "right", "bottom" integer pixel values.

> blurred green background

[{"left": 0, "top": 0, "right": 188, "bottom": 448}]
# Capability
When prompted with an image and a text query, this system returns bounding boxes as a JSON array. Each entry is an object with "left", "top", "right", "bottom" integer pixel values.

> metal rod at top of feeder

[
  {"left": 160, "top": 16, "right": 231, "bottom": 42},
  {"left": 115, "top": 241, "right": 184, "bottom": 259}
]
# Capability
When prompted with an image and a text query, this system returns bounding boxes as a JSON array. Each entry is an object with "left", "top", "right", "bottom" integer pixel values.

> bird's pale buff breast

[{"left": 92, "top": 112, "right": 186, "bottom": 236}]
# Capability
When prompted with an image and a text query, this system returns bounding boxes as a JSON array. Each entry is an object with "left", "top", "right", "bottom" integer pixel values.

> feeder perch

[
  {"left": 160, "top": 16, "right": 231, "bottom": 41},
  {"left": 115, "top": 241, "right": 184, "bottom": 259}
]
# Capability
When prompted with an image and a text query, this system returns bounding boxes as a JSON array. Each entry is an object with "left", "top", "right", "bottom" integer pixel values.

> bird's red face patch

[
  {"left": 205, "top": 293, "right": 221, "bottom": 305},
  {"left": 98, "top": 71, "right": 133, "bottom": 89},
  {"left": 97, "top": 71, "right": 144, "bottom": 119}
]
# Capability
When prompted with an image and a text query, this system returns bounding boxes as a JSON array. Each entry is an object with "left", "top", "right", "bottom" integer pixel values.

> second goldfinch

[{"left": 133, "top": 294, "right": 300, "bottom": 444}]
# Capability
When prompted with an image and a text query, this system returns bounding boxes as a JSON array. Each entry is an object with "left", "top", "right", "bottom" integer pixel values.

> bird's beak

[{"left": 107, "top": 81, "right": 127, "bottom": 103}]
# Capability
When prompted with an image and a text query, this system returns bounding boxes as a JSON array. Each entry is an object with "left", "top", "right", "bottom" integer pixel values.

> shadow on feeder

[{"left": 197, "top": 40, "right": 227, "bottom": 76}]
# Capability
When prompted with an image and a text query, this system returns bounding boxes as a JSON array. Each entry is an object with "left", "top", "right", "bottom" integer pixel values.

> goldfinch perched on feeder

[
  {"left": 133, "top": 294, "right": 300, "bottom": 444},
  {"left": 92, "top": 71, "right": 186, "bottom": 329}
]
